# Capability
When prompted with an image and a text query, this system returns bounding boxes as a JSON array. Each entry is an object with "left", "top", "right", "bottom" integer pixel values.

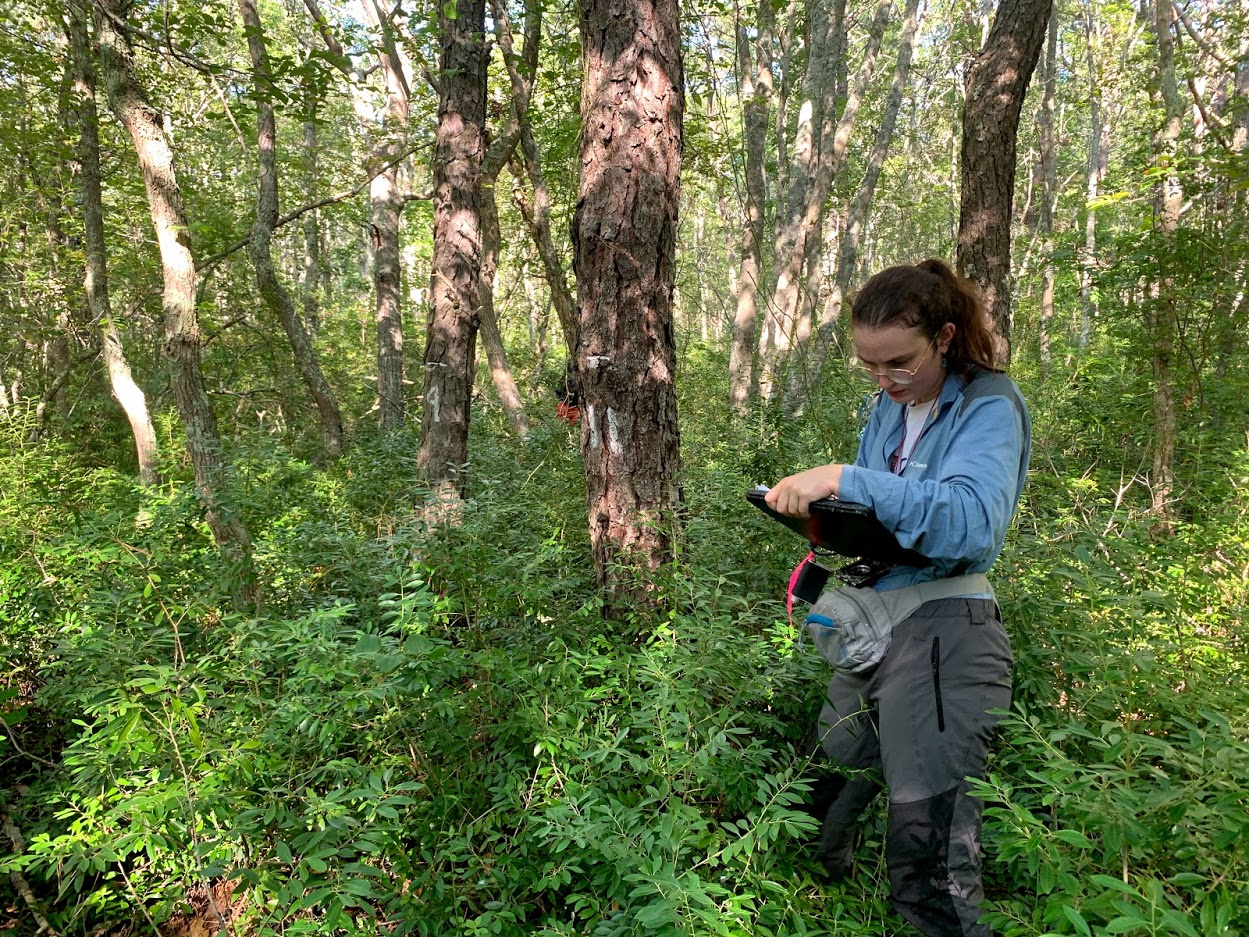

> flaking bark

[{"left": 573, "top": 0, "right": 685, "bottom": 607}]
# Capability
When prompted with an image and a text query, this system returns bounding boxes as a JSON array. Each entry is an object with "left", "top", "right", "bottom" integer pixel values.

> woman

[{"left": 765, "top": 259, "right": 1030, "bottom": 937}]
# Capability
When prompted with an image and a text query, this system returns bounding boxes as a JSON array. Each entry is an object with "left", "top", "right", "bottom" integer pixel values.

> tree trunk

[
  {"left": 765, "top": 0, "right": 890, "bottom": 403},
  {"left": 299, "top": 72, "right": 323, "bottom": 338},
  {"left": 1038, "top": 6, "right": 1059, "bottom": 364},
  {"left": 728, "top": 0, "right": 774, "bottom": 414},
  {"left": 1213, "top": 38, "right": 1248, "bottom": 377},
  {"left": 236, "top": 0, "right": 343, "bottom": 456},
  {"left": 417, "top": 0, "right": 487, "bottom": 497},
  {"left": 1079, "top": 0, "right": 1107, "bottom": 348},
  {"left": 358, "top": 0, "right": 412, "bottom": 432},
  {"left": 67, "top": 0, "right": 159, "bottom": 487},
  {"left": 957, "top": 0, "right": 1051, "bottom": 364},
  {"left": 479, "top": 183, "right": 529, "bottom": 438},
  {"left": 372, "top": 167, "right": 406, "bottom": 430},
  {"left": 95, "top": 0, "right": 257, "bottom": 609},
  {"left": 1147, "top": 0, "right": 1182, "bottom": 530},
  {"left": 758, "top": 0, "right": 844, "bottom": 400},
  {"left": 473, "top": 0, "right": 539, "bottom": 438},
  {"left": 573, "top": 0, "right": 684, "bottom": 608}
]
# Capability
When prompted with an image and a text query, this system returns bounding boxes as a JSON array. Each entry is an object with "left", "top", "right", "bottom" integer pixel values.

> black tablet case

[{"left": 746, "top": 488, "right": 927, "bottom": 567}]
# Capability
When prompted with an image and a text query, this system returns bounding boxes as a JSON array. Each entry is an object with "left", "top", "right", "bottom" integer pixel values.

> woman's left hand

[{"left": 765, "top": 464, "right": 844, "bottom": 517}]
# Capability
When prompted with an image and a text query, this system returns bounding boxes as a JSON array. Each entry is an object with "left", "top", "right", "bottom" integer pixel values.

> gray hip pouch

[{"left": 805, "top": 573, "right": 993, "bottom": 673}]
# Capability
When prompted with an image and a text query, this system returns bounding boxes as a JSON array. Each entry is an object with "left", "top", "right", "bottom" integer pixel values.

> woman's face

[{"left": 852, "top": 322, "right": 954, "bottom": 405}]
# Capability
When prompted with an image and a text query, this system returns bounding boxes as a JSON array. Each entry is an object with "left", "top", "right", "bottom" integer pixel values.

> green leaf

[
  {"left": 1090, "top": 874, "right": 1142, "bottom": 897},
  {"left": 1062, "top": 905, "right": 1092, "bottom": 937},
  {"left": 1053, "top": 829, "right": 1095, "bottom": 848},
  {"left": 1158, "top": 910, "right": 1198, "bottom": 937}
]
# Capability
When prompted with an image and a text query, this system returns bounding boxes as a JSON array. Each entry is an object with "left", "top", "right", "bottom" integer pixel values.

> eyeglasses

[{"left": 852, "top": 337, "right": 938, "bottom": 386}]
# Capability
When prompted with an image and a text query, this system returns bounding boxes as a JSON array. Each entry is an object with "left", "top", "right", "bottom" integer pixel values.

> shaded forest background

[{"left": 1, "top": 0, "right": 1247, "bottom": 934}]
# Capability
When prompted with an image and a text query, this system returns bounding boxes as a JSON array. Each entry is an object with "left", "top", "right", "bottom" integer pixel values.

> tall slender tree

[
  {"left": 806, "top": 0, "right": 923, "bottom": 396},
  {"left": 357, "top": 0, "right": 414, "bottom": 432},
  {"left": 95, "top": 0, "right": 257, "bottom": 609},
  {"left": 66, "top": 0, "right": 159, "bottom": 487},
  {"left": 1146, "top": 0, "right": 1182, "bottom": 529},
  {"left": 236, "top": 0, "right": 344, "bottom": 456},
  {"left": 475, "top": 0, "right": 542, "bottom": 439},
  {"left": 727, "top": 0, "right": 774, "bottom": 414}
]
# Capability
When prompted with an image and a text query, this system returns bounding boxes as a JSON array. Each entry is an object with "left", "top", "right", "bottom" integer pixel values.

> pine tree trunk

[
  {"left": 95, "top": 0, "right": 257, "bottom": 609},
  {"left": 237, "top": 0, "right": 343, "bottom": 456},
  {"left": 574, "top": 0, "right": 684, "bottom": 608},
  {"left": 418, "top": 0, "right": 487, "bottom": 497},
  {"left": 67, "top": 0, "right": 159, "bottom": 487},
  {"left": 957, "top": 0, "right": 1051, "bottom": 364}
]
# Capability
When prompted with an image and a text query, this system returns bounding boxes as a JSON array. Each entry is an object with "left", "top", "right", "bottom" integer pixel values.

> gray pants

[{"left": 808, "top": 597, "right": 1013, "bottom": 937}]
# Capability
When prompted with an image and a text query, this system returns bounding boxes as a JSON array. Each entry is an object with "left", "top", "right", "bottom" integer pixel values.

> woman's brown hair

[{"left": 850, "top": 259, "right": 1000, "bottom": 374}]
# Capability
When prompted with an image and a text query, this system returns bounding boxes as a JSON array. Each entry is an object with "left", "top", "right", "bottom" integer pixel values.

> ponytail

[{"left": 851, "top": 259, "right": 1001, "bottom": 374}]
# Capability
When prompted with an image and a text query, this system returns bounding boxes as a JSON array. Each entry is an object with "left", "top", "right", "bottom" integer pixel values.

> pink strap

[{"left": 786, "top": 550, "right": 816, "bottom": 624}]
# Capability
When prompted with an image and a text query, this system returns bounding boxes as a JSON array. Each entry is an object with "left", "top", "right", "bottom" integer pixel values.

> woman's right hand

[{"left": 765, "top": 464, "right": 843, "bottom": 518}]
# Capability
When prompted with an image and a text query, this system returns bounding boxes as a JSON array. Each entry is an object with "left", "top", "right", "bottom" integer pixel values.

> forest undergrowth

[{"left": 2, "top": 351, "right": 1247, "bottom": 937}]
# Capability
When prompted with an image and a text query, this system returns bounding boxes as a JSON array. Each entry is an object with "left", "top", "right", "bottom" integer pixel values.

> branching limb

[{"left": 199, "top": 143, "right": 425, "bottom": 272}]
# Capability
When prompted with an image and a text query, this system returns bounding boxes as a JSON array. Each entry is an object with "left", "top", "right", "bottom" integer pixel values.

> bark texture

[
  {"left": 417, "top": 0, "right": 487, "bottom": 496},
  {"left": 573, "top": 0, "right": 684, "bottom": 605},
  {"left": 67, "top": 0, "right": 159, "bottom": 487},
  {"left": 237, "top": 0, "right": 343, "bottom": 456},
  {"left": 957, "top": 0, "right": 1051, "bottom": 363},
  {"left": 95, "top": 0, "right": 257, "bottom": 608}
]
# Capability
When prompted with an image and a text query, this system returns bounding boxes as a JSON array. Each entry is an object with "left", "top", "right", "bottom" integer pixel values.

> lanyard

[{"left": 889, "top": 397, "right": 939, "bottom": 475}]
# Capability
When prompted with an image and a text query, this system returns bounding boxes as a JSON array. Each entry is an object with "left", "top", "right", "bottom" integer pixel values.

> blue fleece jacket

[{"left": 837, "top": 368, "right": 1031, "bottom": 592}]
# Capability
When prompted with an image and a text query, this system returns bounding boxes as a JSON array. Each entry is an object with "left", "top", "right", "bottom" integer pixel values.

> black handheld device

[{"left": 746, "top": 487, "right": 927, "bottom": 568}]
